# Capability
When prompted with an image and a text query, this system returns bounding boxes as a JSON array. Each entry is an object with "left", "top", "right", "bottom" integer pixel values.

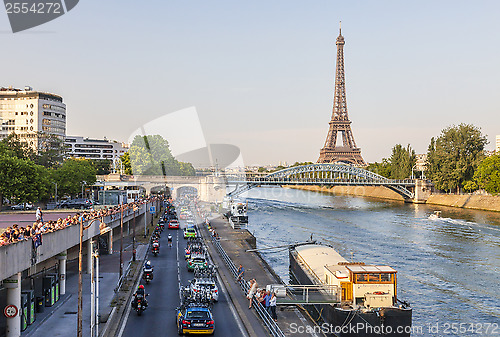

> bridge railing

[
  {"left": 226, "top": 177, "right": 416, "bottom": 185},
  {"left": 210, "top": 235, "right": 285, "bottom": 337}
]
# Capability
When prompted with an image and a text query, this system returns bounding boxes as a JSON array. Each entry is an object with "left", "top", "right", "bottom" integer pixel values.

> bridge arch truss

[{"left": 227, "top": 163, "right": 415, "bottom": 200}]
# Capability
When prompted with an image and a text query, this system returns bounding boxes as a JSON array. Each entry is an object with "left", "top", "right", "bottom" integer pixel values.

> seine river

[{"left": 242, "top": 187, "right": 500, "bottom": 336}]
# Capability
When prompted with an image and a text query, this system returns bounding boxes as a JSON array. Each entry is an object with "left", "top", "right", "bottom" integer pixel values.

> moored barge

[{"left": 289, "top": 244, "right": 412, "bottom": 336}]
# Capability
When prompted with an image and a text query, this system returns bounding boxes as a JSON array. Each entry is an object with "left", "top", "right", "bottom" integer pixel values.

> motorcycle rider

[
  {"left": 152, "top": 240, "right": 160, "bottom": 253},
  {"left": 143, "top": 260, "right": 154, "bottom": 281},
  {"left": 144, "top": 260, "right": 153, "bottom": 272},
  {"left": 132, "top": 285, "right": 148, "bottom": 309},
  {"left": 167, "top": 233, "right": 173, "bottom": 247}
]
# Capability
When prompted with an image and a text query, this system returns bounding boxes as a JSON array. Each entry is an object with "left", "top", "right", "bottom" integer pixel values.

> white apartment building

[
  {"left": 65, "top": 136, "right": 128, "bottom": 161},
  {"left": 496, "top": 135, "right": 500, "bottom": 153},
  {"left": 0, "top": 86, "right": 66, "bottom": 149}
]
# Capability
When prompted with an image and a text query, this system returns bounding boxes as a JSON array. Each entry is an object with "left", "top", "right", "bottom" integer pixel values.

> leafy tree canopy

[
  {"left": 464, "top": 155, "right": 500, "bottom": 195},
  {"left": 0, "top": 151, "right": 49, "bottom": 204},
  {"left": 53, "top": 158, "right": 96, "bottom": 197},
  {"left": 366, "top": 144, "right": 415, "bottom": 179},
  {"left": 427, "top": 124, "right": 487, "bottom": 192},
  {"left": 128, "top": 135, "right": 195, "bottom": 176}
]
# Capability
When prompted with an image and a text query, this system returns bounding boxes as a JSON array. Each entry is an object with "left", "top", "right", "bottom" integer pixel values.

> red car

[{"left": 168, "top": 220, "right": 180, "bottom": 229}]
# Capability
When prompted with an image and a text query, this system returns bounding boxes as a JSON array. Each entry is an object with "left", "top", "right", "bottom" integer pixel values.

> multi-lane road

[{"left": 118, "top": 219, "right": 247, "bottom": 337}]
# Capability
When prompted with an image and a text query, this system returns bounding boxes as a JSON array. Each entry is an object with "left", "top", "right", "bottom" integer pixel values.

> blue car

[{"left": 176, "top": 305, "right": 214, "bottom": 335}]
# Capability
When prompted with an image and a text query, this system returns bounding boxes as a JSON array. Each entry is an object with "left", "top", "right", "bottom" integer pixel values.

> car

[
  {"left": 176, "top": 305, "right": 215, "bottom": 335},
  {"left": 10, "top": 203, "right": 34, "bottom": 210},
  {"left": 168, "top": 220, "right": 180, "bottom": 229},
  {"left": 183, "top": 228, "right": 197, "bottom": 239},
  {"left": 186, "top": 220, "right": 195, "bottom": 228},
  {"left": 190, "top": 278, "right": 219, "bottom": 302},
  {"left": 187, "top": 254, "right": 208, "bottom": 272},
  {"left": 60, "top": 198, "right": 93, "bottom": 209}
]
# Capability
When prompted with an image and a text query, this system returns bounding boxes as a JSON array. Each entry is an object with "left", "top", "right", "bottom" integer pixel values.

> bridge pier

[
  {"left": 4, "top": 272, "right": 21, "bottom": 337},
  {"left": 56, "top": 251, "right": 67, "bottom": 295},
  {"left": 87, "top": 239, "right": 93, "bottom": 274},
  {"left": 413, "top": 179, "right": 433, "bottom": 204}
]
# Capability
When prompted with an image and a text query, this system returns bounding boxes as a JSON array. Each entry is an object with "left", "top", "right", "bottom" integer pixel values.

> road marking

[
  {"left": 177, "top": 231, "right": 182, "bottom": 300},
  {"left": 216, "top": 271, "right": 249, "bottom": 337}
]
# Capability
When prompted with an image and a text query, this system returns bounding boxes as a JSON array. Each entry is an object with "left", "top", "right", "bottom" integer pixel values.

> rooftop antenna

[{"left": 339, "top": 21, "right": 342, "bottom": 35}]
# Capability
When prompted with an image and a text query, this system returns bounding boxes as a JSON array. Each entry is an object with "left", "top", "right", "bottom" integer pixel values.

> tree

[
  {"left": 0, "top": 151, "right": 50, "bottom": 206},
  {"left": 53, "top": 158, "right": 96, "bottom": 197},
  {"left": 121, "top": 152, "right": 133, "bottom": 175},
  {"left": 366, "top": 159, "right": 391, "bottom": 178},
  {"left": 0, "top": 133, "right": 35, "bottom": 160},
  {"left": 464, "top": 155, "right": 500, "bottom": 195},
  {"left": 389, "top": 144, "right": 416, "bottom": 179},
  {"left": 90, "top": 159, "right": 112, "bottom": 175},
  {"left": 35, "top": 133, "right": 65, "bottom": 168},
  {"left": 128, "top": 135, "right": 195, "bottom": 176},
  {"left": 426, "top": 124, "right": 487, "bottom": 193}
]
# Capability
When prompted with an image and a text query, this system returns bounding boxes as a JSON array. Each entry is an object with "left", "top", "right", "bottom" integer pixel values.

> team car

[
  {"left": 176, "top": 305, "right": 215, "bottom": 335},
  {"left": 184, "top": 227, "right": 197, "bottom": 239},
  {"left": 187, "top": 254, "right": 208, "bottom": 272},
  {"left": 169, "top": 219, "right": 180, "bottom": 229}
]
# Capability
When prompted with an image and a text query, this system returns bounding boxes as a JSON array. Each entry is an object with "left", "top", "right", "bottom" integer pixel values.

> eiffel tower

[{"left": 318, "top": 24, "right": 366, "bottom": 166}]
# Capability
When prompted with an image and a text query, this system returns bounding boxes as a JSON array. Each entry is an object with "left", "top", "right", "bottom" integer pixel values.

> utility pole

[
  {"left": 78, "top": 217, "right": 101, "bottom": 337},
  {"left": 144, "top": 202, "right": 147, "bottom": 238},
  {"left": 90, "top": 240, "right": 95, "bottom": 337},
  {"left": 132, "top": 204, "right": 136, "bottom": 261},
  {"left": 119, "top": 198, "right": 124, "bottom": 279},
  {"left": 90, "top": 238, "right": 100, "bottom": 337}
]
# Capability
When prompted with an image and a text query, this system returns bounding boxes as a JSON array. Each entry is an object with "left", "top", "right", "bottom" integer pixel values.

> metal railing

[{"left": 210, "top": 235, "right": 285, "bottom": 337}]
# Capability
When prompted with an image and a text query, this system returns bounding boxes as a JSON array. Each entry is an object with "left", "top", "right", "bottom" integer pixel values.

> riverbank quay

[
  {"left": 287, "top": 185, "right": 500, "bottom": 212},
  {"left": 201, "top": 214, "right": 322, "bottom": 337}
]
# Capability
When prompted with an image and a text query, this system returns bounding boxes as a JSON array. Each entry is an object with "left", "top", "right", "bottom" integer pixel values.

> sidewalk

[{"left": 23, "top": 238, "right": 148, "bottom": 337}]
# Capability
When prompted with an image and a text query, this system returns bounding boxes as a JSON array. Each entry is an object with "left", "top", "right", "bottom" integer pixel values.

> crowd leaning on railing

[{"left": 0, "top": 197, "right": 159, "bottom": 248}]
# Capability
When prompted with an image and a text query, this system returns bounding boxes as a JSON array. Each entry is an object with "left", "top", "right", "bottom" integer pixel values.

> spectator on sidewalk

[
  {"left": 263, "top": 290, "right": 271, "bottom": 313},
  {"left": 36, "top": 207, "right": 44, "bottom": 223},
  {"left": 246, "top": 279, "right": 258, "bottom": 309},
  {"left": 269, "top": 292, "right": 277, "bottom": 322},
  {"left": 237, "top": 264, "right": 245, "bottom": 282}
]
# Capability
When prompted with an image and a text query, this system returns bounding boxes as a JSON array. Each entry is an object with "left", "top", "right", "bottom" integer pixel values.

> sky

[{"left": 1, "top": 1, "right": 499, "bottom": 166}]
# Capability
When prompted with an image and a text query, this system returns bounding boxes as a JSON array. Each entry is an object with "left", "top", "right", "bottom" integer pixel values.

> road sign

[
  {"left": 4, "top": 305, "right": 18, "bottom": 318},
  {"left": 149, "top": 206, "right": 156, "bottom": 214}
]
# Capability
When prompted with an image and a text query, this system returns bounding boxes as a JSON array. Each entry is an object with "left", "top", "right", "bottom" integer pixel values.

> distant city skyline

[{"left": 1, "top": 1, "right": 499, "bottom": 165}]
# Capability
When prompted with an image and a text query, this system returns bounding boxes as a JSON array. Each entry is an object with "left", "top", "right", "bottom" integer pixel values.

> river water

[{"left": 241, "top": 187, "right": 500, "bottom": 336}]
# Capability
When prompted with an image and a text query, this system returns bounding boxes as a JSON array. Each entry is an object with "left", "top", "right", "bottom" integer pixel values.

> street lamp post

[
  {"left": 81, "top": 181, "right": 87, "bottom": 199},
  {"left": 78, "top": 216, "right": 103, "bottom": 337},
  {"left": 411, "top": 164, "right": 417, "bottom": 180},
  {"left": 52, "top": 182, "right": 58, "bottom": 208}
]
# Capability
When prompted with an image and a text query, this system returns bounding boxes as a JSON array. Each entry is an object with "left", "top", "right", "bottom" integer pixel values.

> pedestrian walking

[
  {"left": 269, "top": 292, "right": 277, "bottom": 321},
  {"left": 36, "top": 207, "right": 44, "bottom": 223},
  {"left": 237, "top": 264, "right": 245, "bottom": 282},
  {"left": 246, "top": 279, "right": 258, "bottom": 309}
]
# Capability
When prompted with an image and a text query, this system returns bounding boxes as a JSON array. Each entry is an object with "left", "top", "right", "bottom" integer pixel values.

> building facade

[
  {"left": 0, "top": 86, "right": 66, "bottom": 149},
  {"left": 496, "top": 135, "right": 500, "bottom": 153},
  {"left": 65, "top": 136, "right": 128, "bottom": 161}
]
